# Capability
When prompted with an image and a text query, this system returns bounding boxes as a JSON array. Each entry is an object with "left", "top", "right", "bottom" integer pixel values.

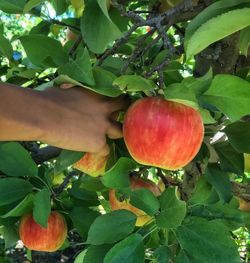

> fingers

[
  {"left": 108, "top": 95, "right": 131, "bottom": 112},
  {"left": 107, "top": 122, "right": 123, "bottom": 139},
  {"left": 96, "top": 142, "right": 110, "bottom": 157},
  {"left": 60, "top": 83, "right": 75, "bottom": 89}
]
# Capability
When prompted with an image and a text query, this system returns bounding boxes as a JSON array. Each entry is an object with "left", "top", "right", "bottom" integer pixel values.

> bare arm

[{"left": 0, "top": 83, "right": 127, "bottom": 155}]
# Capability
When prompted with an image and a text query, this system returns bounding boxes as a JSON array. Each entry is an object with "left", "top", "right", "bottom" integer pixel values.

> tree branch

[{"left": 32, "top": 146, "right": 61, "bottom": 164}]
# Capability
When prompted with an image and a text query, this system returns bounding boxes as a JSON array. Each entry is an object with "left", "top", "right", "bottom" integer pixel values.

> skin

[
  {"left": 109, "top": 177, "right": 161, "bottom": 226},
  {"left": 123, "top": 97, "right": 204, "bottom": 170},
  {"left": 73, "top": 152, "right": 109, "bottom": 177},
  {"left": 0, "top": 83, "right": 128, "bottom": 156},
  {"left": 19, "top": 211, "right": 67, "bottom": 252}
]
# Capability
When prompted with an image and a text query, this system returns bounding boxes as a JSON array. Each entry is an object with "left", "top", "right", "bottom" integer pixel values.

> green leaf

[
  {"left": 75, "top": 245, "right": 111, "bottom": 263},
  {"left": 205, "top": 164, "right": 232, "bottom": 203},
  {"left": 199, "top": 108, "right": 216, "bottom": 124},
  {"left": 0, "top": 178, "right": 33, "bottom": 206},
  {"left": 51, "top": 0, "right": 68, "bottom": 15},
  {"left": 0, "top": 34, "right": 13, "bottom": 59},
  {"left": 19, "top": 35, "right": 68, "bottom": 68},
  {"left": 30, "top": 20, "right": 51, "bottom": 35},
  {"left": 154, "top": 246, "right": 171, "bottom": 263},
  {"left": 55, "top": 150, "right": 84, "bottom": 174},
  {"left": 156, "top": 188, "right": 186, "bottom": 229},
  {"left": 23, "top": 0, "right": 45, "bottom": 13},
  {"left": 81, "top": 0, "right": 121, "bottom": 53},
  {"left": 97, "top": 0, "right": 111, "bottom": 20},
  {"left": 0, "top": 0, "right": 26, "bottom": 13},
  {"left": 0, "top": 142, "right": 38, "bottom": 177},
  {"left": 74, "top": 250, "right": 86, "bottom": 263},
  {"left": 190, "top": 202, "right": 244, "bottom": 226},
  {"left": 239, "top": 26, "right": 250, "bottom": 56},
  {"left": 176, "top": 250, "right": 201, "bottom": 263},
  {"left": 185, "top": 0, "right": 250, "bottom": 48},
  {"left": 87, "top": 210, "right": 136, "bottom": 245},
  {"left": 33, "top": 188, "right": 51, "bottom": 228},
  {"left": 113, "top": 75, "right": 156, "bottom": 93},
  {"left": 224, "top": 120, "right": 250, "bottom": 153},
  {"left": 102, "top": 158, "right": 137, "bottom": 189},
  {"left": 214, "top": 141, "right": 244, "bottom": 174},
  {"left": 186, "top": 8, "right": 250, "bottom": 59},
  {"left": 130, "top": 189, "right": 160, "bottom": 216},
  {"left": 103, "top": 234, "right": 144, "bottom": 263},
  {"left": 2, "top": 226, "right": 19, "bottom": 249},
  {"left": 1, "top": 194, "right": 33, "bottom": 218},
  {"left": 70, "top": 182, "right": 99, "bottom": 206},
  {"left": 188, "top": 176, "right": 213, "bottom": 206},
  {"left": 58, "top": 48, "right": 95, "bottom": 86},
  {"left": 69, "top": 206, "right": 99, "bottom": 239},
  {"left": 176, "top": 217, "right": 241, "bottom": 263},
  {"left": 92, "top": 67, "right": 123, "bottom": 97},
  {"left": 203, "top": 75, "right": 250, "bottom": 121},
  {"left": 164, "top": 83, "right": 198, "bottom": 109},
  {"left": 182, "top": 69, "right": 213, "bottom": 97}
]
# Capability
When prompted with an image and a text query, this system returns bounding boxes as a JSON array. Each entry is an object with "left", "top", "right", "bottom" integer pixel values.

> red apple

[
  {"left": 123, "top": 97, "right": 204, "bottom": 170},
  {"left": 19, "top": 211, "right": 67, "bottom": 252},
  {"left": 109, "top": 176, "right": 161, "bottom": 226},
  {"left": 73, "top": 152, "right": 108, "bottom": 177}
]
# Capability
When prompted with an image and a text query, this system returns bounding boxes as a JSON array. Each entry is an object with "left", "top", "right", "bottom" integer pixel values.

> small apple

[
  {"left": 239, "top": 198, "right": 250, "bottom": 212},
  {"left": 109, "top": 177, "right": 161, "bottom": 226},
  {"left": 73, "top": 152, "right": 108, "bottom": 177},
  {"left": 19, "top": 211, "right": 67, "bottom": 252},
  {"left": 123, "top": 97, "right": 204, "bottom": 170},
  {"left": 66, "top": 27, "right": 78, "bottom": 42},
  {"left": 244, "top": 153, "right": 250, "bottom": 173}
]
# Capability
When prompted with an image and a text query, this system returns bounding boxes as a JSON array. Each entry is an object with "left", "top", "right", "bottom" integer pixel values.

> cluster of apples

[{"left": 19, "top": 97, "right": 204, "bottom": 251}]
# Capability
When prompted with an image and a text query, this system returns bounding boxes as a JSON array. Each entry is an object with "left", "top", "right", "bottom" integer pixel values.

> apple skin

[
  {"left": 73, "top": 153, "right": 108, "bottom": 177},
  {"left": 123, "top": 97, "right": 204, "bottom": 170},
  {"left": 244, "top": 153, "right": 250, "bottom": 173},
  {"left": 66, "top": 28, "right": 78, "bottom": 42},
  {"left": 109, "top": 177, "right": 161, "bottom": 226},
  {"left": 19, "top": 211, "right": 67, "bottom": 252}
]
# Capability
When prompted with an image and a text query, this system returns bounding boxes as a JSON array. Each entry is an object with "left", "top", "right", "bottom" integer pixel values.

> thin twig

[
  {"left": 68, "top": 35, "right": 83, "bottom": 57},
  {"left": 97, "top": 24, "right": 139, "bottom": 65}
]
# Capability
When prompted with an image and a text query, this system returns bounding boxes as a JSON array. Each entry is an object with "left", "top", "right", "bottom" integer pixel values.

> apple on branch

[
  {"left": 123, "top": 97, "right": 204, "bottom": 170},
  {"left": 109, "top": 176, "right": 161, "bottom": 226},
  {"left": 19, "top": 211, "right": 67, "bottom": 252},
  {"left": 73, "top": 152, "right": 109, "bottom": 177}
]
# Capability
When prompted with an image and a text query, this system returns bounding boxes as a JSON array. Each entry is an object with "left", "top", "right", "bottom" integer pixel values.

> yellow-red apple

[
  {"left": 19, "top": 211, "right": 67, "bottom": 252},
  {"left": 66, "top": 27, "right": 78, "bottom": 42},
  {"left": 73, "top": 153, "right": 108, "bottom": 177},
  {"left": 109, "top": 177, "right": 161, "bottom": 226},
  {"left": 123, "top": 97, "right": 204, "bottom": 170},
  {"left": 244, "top": 153, "right": 250, "bottom": 173}
]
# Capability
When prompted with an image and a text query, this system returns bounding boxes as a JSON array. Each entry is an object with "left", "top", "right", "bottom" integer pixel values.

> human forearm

[
  {"left": 0, "top": 83, "right": 46, "bottom": 142},
  {"left": 0, "top": 83, "right": 127, "bottom": 153}
]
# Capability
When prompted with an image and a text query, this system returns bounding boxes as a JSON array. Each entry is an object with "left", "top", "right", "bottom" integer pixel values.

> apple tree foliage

[{"left": 0, "top": 0, "right": 250, "bottom": 262}]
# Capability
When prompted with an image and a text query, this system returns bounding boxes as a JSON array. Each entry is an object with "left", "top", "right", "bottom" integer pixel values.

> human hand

[{"left": 41, "top": 86, "right": 129, "bottom": 156}]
